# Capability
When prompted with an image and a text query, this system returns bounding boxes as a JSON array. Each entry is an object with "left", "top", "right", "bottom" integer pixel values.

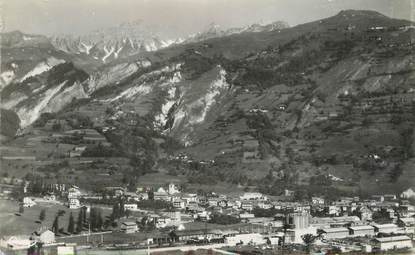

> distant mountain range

[{"left": 48, "top": 20, "right": 289, "bottom": 63}]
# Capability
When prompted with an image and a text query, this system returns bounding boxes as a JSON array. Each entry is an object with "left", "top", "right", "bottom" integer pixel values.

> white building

[
  {"left": 23, "top": 197, "right": 36, "bottom": 208},
  {"left": 373, "top": 236, "right": 412, "bottom": 251},
  {"left": 168, "top": 183, "right": 180, "bottom": 195},
  {"left": 68, "top": 198, "right": 81, "bottom": 209},
  {"left": 172, "top": 199, "right": 186, "bottom": 209},
  {"left": 240, "top": 192, "right": 267, "bottom": 201},
  {"left": 124, "top": 204, "right": 138, "bottom": 211},
  {"left": 225, "top": 233, "right": 266, "bottom": 246},
  {"left": 320, "top": 227, "right": 349, "bottom": 239},
  {"left": 372, "top": 223, "right": 399, "bottom": 234},
  {"left": 401, "top": 188, "right": 415, "bottom": 199},
  {"left": 67, "top": 186, "right": 81, "bottom": 199},
  {"left": 121, "top": 222, "right": 138, "bottom": 233},
  {"left": 349, "top": 225, "right": 375, "bottom": 237},
  {"left": 312, "top": 197, "right": 325, "bottom": 205}
]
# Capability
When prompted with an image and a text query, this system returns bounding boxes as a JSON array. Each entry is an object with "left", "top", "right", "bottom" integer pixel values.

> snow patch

[
  {"left": 80, "top": 42, "right": 93, "bottom": 55},
  {"left": 102, "top": 45, "right": 115, "bottom": 63},
  {"left": 114, "top": 46, "right": 124, "bottom": 59},
  {"left": 144, "top": 41, "right": 158, "bottom": 52}
]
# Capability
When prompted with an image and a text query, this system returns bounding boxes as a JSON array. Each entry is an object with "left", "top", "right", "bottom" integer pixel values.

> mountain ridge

[{"left": 1, "top": 10, "right": 415, "bottom": 196}]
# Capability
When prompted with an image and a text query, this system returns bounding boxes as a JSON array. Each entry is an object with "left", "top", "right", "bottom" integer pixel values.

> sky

[{"left": 2, "top": 0, "right": 414, "bottom": 37}]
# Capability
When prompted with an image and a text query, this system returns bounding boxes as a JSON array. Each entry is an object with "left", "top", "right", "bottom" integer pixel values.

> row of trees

[{"left": 50, "top": 206, "right": 104, "bottom": 235}]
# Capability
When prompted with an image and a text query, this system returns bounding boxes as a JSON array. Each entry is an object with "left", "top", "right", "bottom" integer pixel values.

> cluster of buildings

[{"left": 8, "top": 180, "right": 415, "bottom": 253}]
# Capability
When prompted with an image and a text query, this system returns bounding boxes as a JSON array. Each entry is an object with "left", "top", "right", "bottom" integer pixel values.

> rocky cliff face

[{"left": 1, "top": 10, "right": 414, "bottom": 194}]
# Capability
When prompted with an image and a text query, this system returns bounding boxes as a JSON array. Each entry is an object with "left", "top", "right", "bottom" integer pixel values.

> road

[{"left": 77, "top": 243, "right": 237, "bottom": 255}]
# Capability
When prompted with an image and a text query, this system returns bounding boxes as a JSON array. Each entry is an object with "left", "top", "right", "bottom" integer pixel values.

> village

[{"left": 0, "top": 178, "right": 415, "bottom": 255}]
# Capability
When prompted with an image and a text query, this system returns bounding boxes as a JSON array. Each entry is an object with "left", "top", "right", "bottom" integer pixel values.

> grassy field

[{"left": 0, "top": 199, "right": 112, "bottom": 237}]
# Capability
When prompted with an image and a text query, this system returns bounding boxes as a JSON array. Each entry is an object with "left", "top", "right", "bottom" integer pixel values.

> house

[
  {"left": 173, "top": 199, "right": 186, "bottom": 209},
  {"left": 401, "top": 188, "right": 415, "bottom": 199},
  {"left": 124, "top": 204, "right": 138, "bottom": 211},
  {"left": 284, "top": 189, "right": 295, "bottom": 197},
  {"left": 383, "top": 194, "right": 397, "bottom": 201},
  {"left": 207, "top": 197, "right": 219, "bottom": 207},
  {"left": 372, "top": 223, "right": 399, "bottom": 234},
  {"left": 265, "top": 234, "right": 281, "bottom": 245},
  {"left": 348, "top": 225, "right": 375, "bottom": 237},
  {"left": 121, "top": 222, "right": 138, "bottom": 233},
  {"left": 397, "top": 217, "right": 415, "bottom": 227},
  {"left": 241, "top": 201, "right": 253, "bottom": 211},
  {"left": 357, "top": 206, "right": 373, "bottom": 221},
  {"left": 69, "top": 146, "right": 86, "bottom": 158},
  {"left": 312, "top": 197, "right": 325, "bottom": 205},
  {"left": 168, "top": 183, "right": 180, "bottom": 195},
  {"left": 182, "top": 193, "right": 199, "bottom": 203},
  {"left": 320, "top": 227, "right": 350, "bottom": 239},
  {"left": 397, "top": 217, "right": 415, "bottom": 234},
  {"left": 23, "top": 197, "right": 36, "bottom": 208},
  {"left": 137, "top": 192, "right": 149, "bottom": 200},
  {"left": 114, "top": 188, "right": 125, "bottom": 197},
  {"left": 257, "top": 202, "right": 272, "bottom": 209},
  {"left": 373, "top": 236, "right": 413, "bottom": 251},
  {"left": 68, "top": 198, "right": 81, "bottom": 209},
  {"left": 371, "top": 195, "right": 384, "bottom": 202},
  {"left": 218, "top": 200, "right": 228, "bottom": 208},
  {"left": 154, "top": 187, "right": 170, "bottom": 201},
  {"left": 239, "top": 213, "right": 255, "bottom": 221},
  {"left": 326, "top": 205, "right": 341, "bottom": 216},
  {"left": 155, "top": 217, "right": 172, "bottom": 228},
  {"left": 37, "top": 229, "right": 55, "bottom": 244},
  {"left": 43, "top": 194, "right": 56, "bottom": 201},
  {"left": 67, "top": 186, "right": 81, "bottom": 199},
  {"left": 164, "top": 211, "right": 182, "bottom": 223}
]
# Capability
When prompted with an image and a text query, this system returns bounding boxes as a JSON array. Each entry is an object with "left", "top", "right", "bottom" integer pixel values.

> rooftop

[
  {"left": 321, "top": 227, "right": 349, "bottom": 233},
  {"left": 375, "top": 235, "right": 411, "bottom": 242},
  {"left": 349, "top": 225, "right": 374, "bottom": 231}
]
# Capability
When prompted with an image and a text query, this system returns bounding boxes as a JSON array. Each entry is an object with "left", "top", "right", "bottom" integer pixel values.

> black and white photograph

[{"left": 0, "top": 0, "right": 414, "bottom": 254}]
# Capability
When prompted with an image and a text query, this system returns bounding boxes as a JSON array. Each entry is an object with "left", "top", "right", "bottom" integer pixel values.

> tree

[
  {"left": 169, "top": 230, "right": 178, "bottom": 244},
  {"left": 76, "top": 210, "right": 83, "bottom": 233},
  {"left": 208, "top": 214, "right": 240, "bottom": 225},
  {"left": 19, "top": 205, "right": 24, "bottom": 214},
  {"left": 301, "top": 233, "right": 318, "bottom": 253},
  {"left": 111, "top": 203, "right": 120, "bottom": 220},
  {"left": 125, "top": 209, "right": 131, "bottom": 218},
  {"left": 39, "top": 209, "right": 46, "bottom": 222},
  {"left": 81, "top": 206, "right": 87, "bottom": 224},
  {"left": 68, "top": 212, "right": 75, "bottom": 234},
  {"left": 90, "top": 207, "right": 104, "bottom": 230},
  {"left": 52, "top": 215, "right": 59, "bottom": 234},
  {"left": 96, "top": 210, "right": 103, "bottom": 230}
]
